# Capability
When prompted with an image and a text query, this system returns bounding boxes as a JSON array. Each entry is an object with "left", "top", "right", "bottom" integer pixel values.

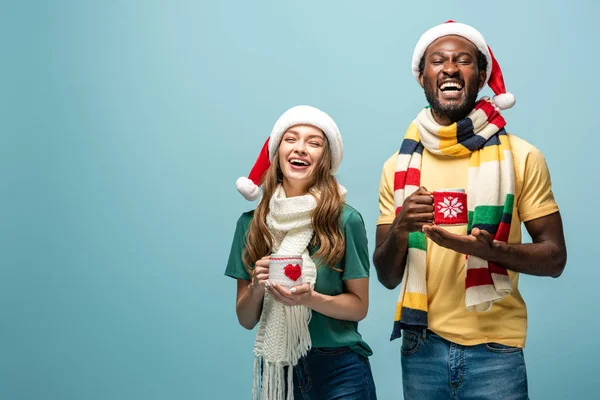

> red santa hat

[
  {"left": 411, "top": 20, "right": 515, "bottom": 110},
  {"left": 236, "top": 105, "right": 343, "bottom": 201}
]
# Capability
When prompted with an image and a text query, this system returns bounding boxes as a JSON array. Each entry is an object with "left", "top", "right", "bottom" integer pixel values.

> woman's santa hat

[
  {"left": 236, "top": 105, "right": 343, "bottom": 201},
  {"left": 412, "top": 20, "right": 515, "bottom": 110}
]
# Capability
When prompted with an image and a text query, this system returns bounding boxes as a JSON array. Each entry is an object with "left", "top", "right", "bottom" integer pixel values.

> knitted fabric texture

[
  {"left": 252, "top": 185, "right": 317, "bottom": 399},
  {"left": 391, "top": 98, "right": 515, "bottom": 341}
]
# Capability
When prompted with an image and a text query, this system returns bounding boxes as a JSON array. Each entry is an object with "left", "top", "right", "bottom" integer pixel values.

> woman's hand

[
  {"left": 268, "top": 283, "right": 315, "bottom": 307},
  {"left": 250, "top": 256, "right": 270, "bottom": 297},
  {"left": 268, "top": 278, "right": 370, "bottom": 322}
]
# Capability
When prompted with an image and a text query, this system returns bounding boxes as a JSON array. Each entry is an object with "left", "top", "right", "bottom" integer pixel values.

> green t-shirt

[{"left": 224, "top": 204, "right": 373, "bottom": 357}]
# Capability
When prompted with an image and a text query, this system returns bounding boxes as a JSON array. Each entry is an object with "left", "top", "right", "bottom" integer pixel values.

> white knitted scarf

[{"left": 252, "top": 185, "right": 318, "bottom": 400}]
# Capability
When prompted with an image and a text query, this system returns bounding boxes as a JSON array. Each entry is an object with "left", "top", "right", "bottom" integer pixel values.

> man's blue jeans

[{"left": 401, "top": 329, "right": 528, "bottom": 399}]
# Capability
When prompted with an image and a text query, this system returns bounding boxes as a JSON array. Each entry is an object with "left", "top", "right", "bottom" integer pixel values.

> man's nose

[{"left": 442, "top": 60, "right": 459, "bottom": 77}]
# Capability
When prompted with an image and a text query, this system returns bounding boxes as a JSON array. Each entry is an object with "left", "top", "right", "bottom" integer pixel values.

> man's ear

[
  {"left": 479, "top": 70, "right": 487, "bottom": 90},
  {"left": 419, "top": 73, "right": 425, "bottom": 88}
]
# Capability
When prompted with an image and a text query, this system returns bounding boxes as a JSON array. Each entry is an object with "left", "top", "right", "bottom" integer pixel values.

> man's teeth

[
  {"left": 440, "top": 82, "right": 462, "bottom": 91},
  {"left": 290, "top": 159, "right": 309, "bottom": 166}
]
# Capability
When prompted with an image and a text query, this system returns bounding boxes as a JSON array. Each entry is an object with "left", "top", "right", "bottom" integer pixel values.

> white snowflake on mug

[{"left": 437, "top": 196, "right": 464, "bottom": 218}]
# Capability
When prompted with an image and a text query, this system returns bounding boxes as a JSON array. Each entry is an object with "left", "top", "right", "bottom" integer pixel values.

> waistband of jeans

[{"left": 402, "top": 328, "right": 441, "bottom": 340}]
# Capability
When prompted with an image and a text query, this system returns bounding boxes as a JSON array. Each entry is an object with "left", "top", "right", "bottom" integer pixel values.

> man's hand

[
  {"left": 373, "top": 186, "right": 434, "bottom": 289},
  {"left": 422, "top": 225, "right": 494, "bottom": 258},
  {"left": 396, "top": 186, "right": 435, "bottom": 233}
]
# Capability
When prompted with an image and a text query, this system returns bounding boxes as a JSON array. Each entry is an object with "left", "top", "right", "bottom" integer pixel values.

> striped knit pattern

[{"left": 391, "top": 98, "right": 515, "bottom": 341}]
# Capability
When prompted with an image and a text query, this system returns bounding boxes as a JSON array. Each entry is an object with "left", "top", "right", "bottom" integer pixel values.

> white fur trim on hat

[
  {"left": 337, "top": 183, "right": 348, "bottom": 198},
  {"left": 268, "top": 105, "right": 343, "bottom": 174},
  {"left": 411, "top": 22, "right": 492, "bottom": 85},
  {"left": 492, "top": 92, "right": 515, "bottom": 110},
  {"left": 236, "top": 177, "right": 261, "bottom": 201}
]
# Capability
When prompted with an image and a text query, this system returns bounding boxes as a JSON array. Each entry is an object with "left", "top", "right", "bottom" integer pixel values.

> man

[{"left": 373, "top": 21, "right": 566, "bottom": 399}]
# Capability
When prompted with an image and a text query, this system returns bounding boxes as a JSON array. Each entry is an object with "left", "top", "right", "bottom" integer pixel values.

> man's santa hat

[
  {"left": 412, "top": 20, "right": 515, "bottom": 110},
  {"left": 236, "top": 105, "right": 343, "bottom": 201}
]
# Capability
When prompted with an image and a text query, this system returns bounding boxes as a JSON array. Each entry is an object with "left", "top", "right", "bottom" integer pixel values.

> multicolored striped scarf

[{"left": 391, "top": 98, "right": 515, "bottom": 341}]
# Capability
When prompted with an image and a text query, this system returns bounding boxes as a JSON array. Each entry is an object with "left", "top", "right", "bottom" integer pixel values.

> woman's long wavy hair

[{"left": 243, "top": 136, "right": 345, "bottom": 272}]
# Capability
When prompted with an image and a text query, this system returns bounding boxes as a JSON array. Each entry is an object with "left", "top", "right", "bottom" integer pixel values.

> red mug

[{"left": 433, "top": 189, "right": 468, "bottom": 225}]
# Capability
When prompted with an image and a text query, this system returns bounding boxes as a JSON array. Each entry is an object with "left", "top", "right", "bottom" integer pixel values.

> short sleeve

[
  {"left": 341, "top": 208, "right": 371, "bottom": 281},
  {"left": 377, "top": 153, "right": 397, "bottom": 225},
  {"left": 224, "top": 214, "right": 252, "bottom": 281},
  {"left": 517, "top": 148, "right": 559, "bottom": 222}
]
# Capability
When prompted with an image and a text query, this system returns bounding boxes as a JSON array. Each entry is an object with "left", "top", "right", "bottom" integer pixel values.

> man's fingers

[
  {"left": 414, "top": 186, "right": 433, "bottom": 196},
  {"left": 412, "top": 194, "right": 434, "bottom": 205},
  {"left": 423, "top": 227, "right": 444, "bottom": 244},
  {"left": 416, "top": 221, "right": 435, "bottom": 229},
  {"left": 424, "top": 224, "right": 449, "bottom": 237},
  {"left": 472, "top": 227, "right": 491, "bottom": 237},
  {"left": 411, "top": 212, "right": 435, "bottom": 222},
  {"left": 473, "top": 228, "right": 492, "bottom": 242},
  {"left": 408, "top": 204, "right": 435, "bottom": 213},
  {"left": 430, "top": 225, "right": 467, "bottom": 241}
]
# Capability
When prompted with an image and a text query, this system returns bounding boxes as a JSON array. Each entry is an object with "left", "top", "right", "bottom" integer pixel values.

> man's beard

[{"left": 424, "top": 76, "right": 480, "bottom": 123}]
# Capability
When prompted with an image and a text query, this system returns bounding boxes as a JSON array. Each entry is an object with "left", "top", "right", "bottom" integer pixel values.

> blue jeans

[
  {"left": 292, "top": 347, "right": 377, "bottom": 399},
  {"left": 401, "top": 329, "right": 528, "bottom": 400}
]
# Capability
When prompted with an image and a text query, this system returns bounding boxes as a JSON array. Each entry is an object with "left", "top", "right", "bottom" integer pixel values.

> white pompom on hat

[
  {"left": 236, "top": 105, "right": 343, "bottom": 201},
  {"left": 411, "top": 20, "right": 515, "bottom": 110}
]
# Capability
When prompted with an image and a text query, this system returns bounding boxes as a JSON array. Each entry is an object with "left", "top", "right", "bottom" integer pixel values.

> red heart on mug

[{"left": 284, "top": 264, "right": 301, "bottom": 281}]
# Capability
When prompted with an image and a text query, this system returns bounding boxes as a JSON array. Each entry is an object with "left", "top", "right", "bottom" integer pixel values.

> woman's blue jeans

[{"left": 292, "top": 346, "right": 377, "bottom": 399}]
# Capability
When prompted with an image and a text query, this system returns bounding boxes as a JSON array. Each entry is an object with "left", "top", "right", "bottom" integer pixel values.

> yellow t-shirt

[{"left": 377, "top": 134, "right": 559, "bottom": 348}]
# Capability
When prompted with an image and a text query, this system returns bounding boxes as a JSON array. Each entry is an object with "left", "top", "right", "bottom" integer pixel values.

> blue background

[{"left": 2, "top": 1, "right": 597, "bottom": 399}]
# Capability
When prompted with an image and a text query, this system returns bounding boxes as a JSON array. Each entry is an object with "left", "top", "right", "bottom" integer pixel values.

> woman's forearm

[
  {"left": 235, "top": 281, "right": 265, "bottom": 330},
  {"left": 306, "top": 292, "right": 368, "bottom": 322}
]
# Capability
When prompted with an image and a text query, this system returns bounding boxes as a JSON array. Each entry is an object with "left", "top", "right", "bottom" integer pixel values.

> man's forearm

[
  {"left": 487, "top": 240, "right": 566, "bottom": 278},
  {"left": 373, "top": 224, "right": 409, "bottom": 289}
]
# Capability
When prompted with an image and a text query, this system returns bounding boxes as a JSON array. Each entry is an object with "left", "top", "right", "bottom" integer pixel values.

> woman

[{"left": 225, "top": 105, "right": 376, "bottom": 399}]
